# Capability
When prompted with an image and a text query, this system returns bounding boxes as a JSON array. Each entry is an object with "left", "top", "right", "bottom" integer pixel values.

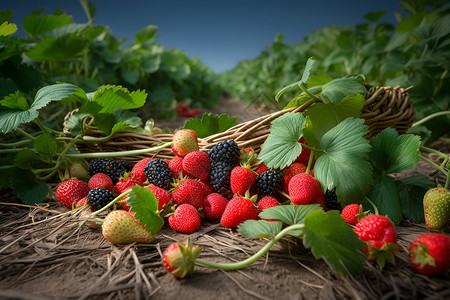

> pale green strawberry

[
  {"left": 102, "top": 210, "right": 155, "bottom": 244},
  {"left": 423, "top": 187, "right": 450, "bottom": 230}
]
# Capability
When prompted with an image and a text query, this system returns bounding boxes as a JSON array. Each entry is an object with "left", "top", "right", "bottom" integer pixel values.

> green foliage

[
  {"left": 183, "top": 113, "right": 237, "bottom": 138},
  {"left": 127, "top": 186, "right": 165, "bottom": 235}
]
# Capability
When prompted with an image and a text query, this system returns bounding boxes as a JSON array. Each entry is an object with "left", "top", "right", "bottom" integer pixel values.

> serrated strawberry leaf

[
  {"left": 302, "top": 209, "right": 366, "bottom": 276},
  {"left": 34, "top": 132, "right": 57, "bottom": 162},
  {"left": 369, "top": 128, "right": 420, "bottom": 174},
  {"left": 365, "top": 170, "right": 402, "bottom": 224},
  {"left": 91, "top": 85, "right": 147, "bottom": 113},
  {"left": 13, "top": 149, "right": 38, "bottom": 169},
  {"left": 396, "top": 174, "right": 433, "bottom": 223},
  {"left": 127, "top": 186, "right": 164, "bottom": 235},
  {"left": 259, "top": 204, "right": 321, "bottom": 225},
  {"left": 10, "top": 168, "right": 48, "bottom": 205},
  {"left": 258, "top": 112, "right": 306, "bottom": 169},
  {"left": 320, "top": 78, "right": 367, "bottom": 104},
  {"left": 238, "top": 220, "right": 283, "bottom": 238},
  {"left": 315, "top": 118, "right": 372, "bottom": 205},
  {"left": 276, "top": 57, "right": 317, "bottom": 101},
  {"left": 303, "top": 94, "right": 365, "bottom": 144},
  {"left": 183, "top": 113, "right": 237, "bottom": 138}
]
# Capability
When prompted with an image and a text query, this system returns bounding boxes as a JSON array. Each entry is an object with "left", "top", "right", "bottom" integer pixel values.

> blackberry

[
  {"left": 209, "top": 161, "right": 234, "bottom": 199},
  {"left": 87, "top": 187, "right": 114, "bottom": 210},
  {"left": 208, "top": 140, "right": 240, "bottom": 165},
  {"left": 144, "top": 159, "right": 173, "bottom": 190},
  {"left": 105, "top": 159, "right": 133, "bottom": 183},
  {"left": 324, "top": 189, "right": 342, "bottom": 211},
  {"left": 89, "top": 158, "right": 113, "bottom": 175},
  {"left": 256, "top": 170, "right": 284, "bottom": 197}
]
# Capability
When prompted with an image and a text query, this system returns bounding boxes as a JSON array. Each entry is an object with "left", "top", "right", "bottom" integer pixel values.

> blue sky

[{"left": 5, "top": 0, "right": 402, "bottom": 73}]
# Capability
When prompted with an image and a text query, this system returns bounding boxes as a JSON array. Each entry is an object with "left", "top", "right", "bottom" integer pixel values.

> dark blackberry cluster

[
  {"left": 256, "top": 170, "right": 284, "bottom": 196},
  {"left": 89, "top": 158, "right": 133, "bottom": 183},
  {"left": 324, "top": 189, "right": 342, "bottom": 211},
  {"left": 144, "top": 159, "right": 173, "bottom": 190},
  {"left": 87, "top": 187, "right": 114, "bottom": 210},
  {"left": 208, "top": 140, "right": 240, "bottom": 199}
]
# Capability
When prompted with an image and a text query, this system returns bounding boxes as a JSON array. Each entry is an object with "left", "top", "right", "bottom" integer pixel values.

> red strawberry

[
  {"left": 56, "top": 179, "right": 89, "bottom": 209},
  {"left": 74, "top": 197, "right": 88, "bottom": 208},
  {"left": 341, "top": 204, "right": 364, "bottom": 225},
  {"left": 171, "top": 129, "right": 199, "bottom": 157},
  {"left": 282, "top": 163, "right": 307, "bottom": 193},
  {"left": 101, "top": 210, "right": 155, "bottom": 244},
  {"left": 423, "top": 187, "right": 450, "bottom": 230},
  {"left": 295, "top": 137, "right": 315, "bottom": 166},
  {"left": 172, "top": 178, "right": 205, "bottom": 208},
  {"left": 354, "top": 215, "right": 398, "bottom": 269},
  {"left": 88, "top": 173, "right": 114, "bottom": 191},
  {"left": 145, "top": 185, "right": 172, "bottom": 210},
  {"left": 162, "top": 239, "right": 201, "bottom": 278},
  {"left": 131, "top": 158, "right": 152, "bottom": 185},
  {"left": 409, "top": 233, "right": 450, "bottom": 276},
  {"left": 257, "top": 196, "right": 280, "bottom": 221},
  {"left": 203, "top": 193, "right": 229, "bottom": 221},
  {"left": 182, "top": 151, "right": 210, "bottom": 181},
  {"left": 288, "top": 173, "right": 322, "bottom": 205},
  {"left": 255, "top": 163, "right": 270, "bottom": 175},
  {"left": 220, "top": 196, "right": 259, "bottom": 228},
  {"left": 168, "top": 156, "right": 185, "bottom": 178},
  {"left": 168, "top": 203, "right": 201, "bottom": 234},
  {"left": 116, "top": 175, "right": 141, "bottom": 210},
  {"left": 230, "top": 165, "right": 257, "bottom": 196},
  {"left": 198, "top": 180, "right": 215, "bottom": 196}
]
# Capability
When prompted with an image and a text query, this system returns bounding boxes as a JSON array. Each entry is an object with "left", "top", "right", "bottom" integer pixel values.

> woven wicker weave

[{"left": 64, "top": 84, "right": 415, "bottom": 163}]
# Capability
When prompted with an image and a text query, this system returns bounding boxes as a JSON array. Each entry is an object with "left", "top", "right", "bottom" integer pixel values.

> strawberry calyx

[
  {"left": 366, "top": 242, "right": 399, "bottom": 270},
  {"left": 164, "top": 239, "right": 202, "bottom": 278},
  {"left": 409, "top": 242, "right": 436, "bottom": 268}
]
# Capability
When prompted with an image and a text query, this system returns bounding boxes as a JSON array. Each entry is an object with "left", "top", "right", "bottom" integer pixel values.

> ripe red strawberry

[
  {"left": 408, "top": 233, "right": 450, "bottom": 276},
  {"left": 171, "top": 129, "right": 199, "bottom": 157},
  {"left": 182, "top": 151, "right": 210, "bottom": 181},
  {"left": 341, "top": 204, "right": 364, "bottom": 225},
  {"left": 203, "top": 193, "right": 229, "bottom": 221},
  {"left": 102, "top": 210, "right": 155, "bottom": 244},
  {"left": 172, "top": 178, "right": 205, "bottom": 208},
  {"left": 354, "top": 215, "right": 398, "bottom": 269},
  {"left": 198, "top": 180, "right": 215, "bottom": 196},
  {"left": 288, "top": 173, "right": 322, "bottom": 205},
  {"left": 168, "top": 156, "right": 185, "bottom": 178},
  {"left": 88, "top": 173, "right": 114, "bottom": 191},
  {"left": 220, "top": 196, "right": 259, "bottom": 228},
  {"left": 257, "top": 196, "right": 280, "bottom": 221},
  {"left": 230, "top": 165, "right": 257, "bottom": 196},
  {"left": 115, "top": 175, "right": 141, "bottom": 210},
  {"left": 131, "top": 158, "right": 152, "bottom": 185},
  {"left": 56, "top": 179, "right": 89, "bottom": 209},
  {"left": 423, "top": 187, "right": 450, "bottom": 230},
  {"left": 145, "top": 185, "right": 172, "bottom": 210},
  {"left": 255, "top": 163, "right": 270, "bottom": 175},
  {"left": 162, "top": 239, "right": 201, "bottom": 278},
  {"left": 168, "top": 203, "right": 201, "bottom": 234},
  {"left": 295, "top": 137, "right": 315, "bottom": 166}
]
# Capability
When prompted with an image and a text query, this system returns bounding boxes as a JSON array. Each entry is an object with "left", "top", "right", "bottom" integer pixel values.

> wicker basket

[{"left": 64, "top": 84, "right": 415, "bottom": 164}]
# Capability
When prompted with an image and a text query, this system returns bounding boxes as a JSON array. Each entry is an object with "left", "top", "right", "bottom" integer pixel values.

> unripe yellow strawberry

[
  {"left": 102, "top": 210, "right": 155, "bottom": 244},
  {"left": 423, "top": 187, "right": 450, "bottom": 230}
]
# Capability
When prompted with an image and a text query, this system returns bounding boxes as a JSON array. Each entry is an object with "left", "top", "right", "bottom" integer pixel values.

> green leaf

[
  {"left": 33, "top": 83, "right": 81, "bottom": 110},
  {"left": 0, "top": 21, "right": 17, "bottom": 36},
  {"left": 13, "top": 149, "right": 38, "bottom": 169},
  {"left": 320, "top": 78, "right": 367, "bottom": 104},
  {"left": 127, "top": 186, "right": 165, "bottom": 235},
  {"left": 259, "top": 204, "right": 321, "bottom": 237},
  {"left": 238, "top": 220, "right": 283, "bottom": 238},
  {"left": 22, "top": 14, "right": 73, "bottom": 36},
  {"left": 92, "top": 85, "right": 147, "bottom": 113},
  {"left": 275, "top": 57, "right": 316, "bottom": 101},
  {"left": 183, "top": 113, "right": 237, "bottom": 138},
  {"left": 363, "top": 11, "right": 387, "bottom": 23},
  {"left": 80, "top": 0, "right": 96, "bottom": 24},
  {"left": 369, "top": 128, "right": 420, "bottom": 174},
  {"left": 315, "top": 118, "right": 372, "bottom": 205},
  {"left": 304, "top": 94, "right": 364, "bottom": 142},
  {"left": 396, "top": 174, "right": 433, "bottom": 223},
  {"left": 302, "top": 210, "right": 366, "bottom": 276},
  {"left": 26, "top": 34, "right": 87, "bottom": 61},
  {"left": 10, "top": 168, "right": 48, "bottom": 205},
  {"left": 258, "top": 112, "right": 306, "bottom": 169},
  {"left": 365, "top": 171, "right": 402, "bottom": 224},
  {"left": 135, "top": 25, "right": 158, "bottom": 44},
  {"left": 0, "top": 92, "right": 29, "bottom": 110},
  {"left": 34, "top": 132, "right": 57, "bottom": 162}
]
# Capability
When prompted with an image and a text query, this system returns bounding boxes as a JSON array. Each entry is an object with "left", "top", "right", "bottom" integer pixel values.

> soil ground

[{"left": 0, "top": 97, "right": 449, "bottom": 300}]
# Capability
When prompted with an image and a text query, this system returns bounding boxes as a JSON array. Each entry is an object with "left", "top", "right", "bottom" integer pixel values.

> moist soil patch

[{"left": 0, "top": 97, "right": 449, "bottom": 300}]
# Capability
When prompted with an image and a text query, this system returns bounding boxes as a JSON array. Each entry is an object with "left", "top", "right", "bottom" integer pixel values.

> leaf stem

[
  {"left": 16, "top": 128, "right": 36, "bottom": 141},
  {"left": 34, "top": 118, "right": 61, "bottom": 136},
  {"left": 193, "top": 224, "right": 305, "bottom": 270},
  {"left": 364, "top": 197, "right": 379, "bottom": 215},
  {"left": 59, "top": 141, "right": 174, "bottom": 159},
  {"left": 90, "top": 190, "right": 131, "bottom": 217},
  {"left": 412, "top": 111, "right": 450, "bottom": 127},
  {"left": 0, "top": 139, "right": 33, "bottom": 148},
  {"left": 419, "top": 154, "right": 448, "bottom": 178},
  {"left": 299, "top": 83, "right": 322, "bottom": 102}
]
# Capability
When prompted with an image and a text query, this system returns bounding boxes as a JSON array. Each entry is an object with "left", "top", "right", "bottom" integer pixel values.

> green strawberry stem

[
  {"left": 299, "top": 82, "right": 322, "bottom": 102},
  {"left": 192, "top": 224, "right": 305, "bottom": 271},
  {"left": 305, "top": 148, "right": 314, "bottom": 174},
  {"left": 412, "top": 111, "right": 450, "bottom": 127},
  {"left": 90, "top": 190, "right": 131, "bottom": 217},
  {"left": 59, "top": 141, "right": 174, "bottom": 159},
  {"left": 364, "top": 197, "right": 379, "bottom": 215},
  {"left": 418, "top": 154, "right": 449, "bottom": 189}
]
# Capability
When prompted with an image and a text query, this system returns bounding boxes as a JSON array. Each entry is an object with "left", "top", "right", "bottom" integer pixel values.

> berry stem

[
  {"left": 419, "top": 154, "right": 448, "bottom": 178},
  {"left": 412, "top": 111, "right": 450, "bottom": 127},
  {"left": 90, "top": 190, "right": 131, "bottom": 217},
  {"left": 364, "top": 197, "right": 379, "bottom": 215},
  {"left": 192, "top": 224, "right": 305, "bottom": 270},
  {"left": 58, "top": 141, "right": 174, "bottom": 159}
]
